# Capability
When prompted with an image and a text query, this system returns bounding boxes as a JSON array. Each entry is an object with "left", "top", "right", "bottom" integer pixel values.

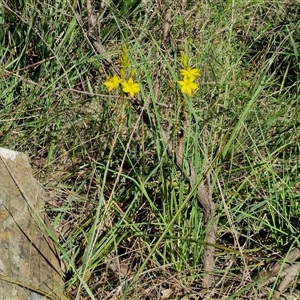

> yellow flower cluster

[
  {"left": 177, "top": 67, "right": 200, "bottom": 97},
  {"left": 104, "top": 48, "right": 200, "bottom": 99},
  {"left": 104, "top": 44, "right": 140, "bottom": 98},
  {"left": 104, "top": 75, "right": 140, "bottom": 98},
  {"left": 176, "top": 51, "right": 200, "bottom": 97}
]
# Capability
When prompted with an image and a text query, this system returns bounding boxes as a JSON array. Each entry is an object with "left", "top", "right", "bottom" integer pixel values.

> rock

[{"left": 0, "top": 148, "right": 64, "bottom": 300}]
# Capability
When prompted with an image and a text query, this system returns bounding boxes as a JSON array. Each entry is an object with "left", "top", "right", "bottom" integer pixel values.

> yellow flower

[
  {"left": 178, "top": 77, "right": 198, "bottom": 96},
  {"left": 121, "top": 77, "right": 140, "bottom": 98},
  {"left": 104, "top": 74, "right": 122, "bottom": 91},
  {"left": 180, "top": 67, "right": 201, "bottom": 80}
]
